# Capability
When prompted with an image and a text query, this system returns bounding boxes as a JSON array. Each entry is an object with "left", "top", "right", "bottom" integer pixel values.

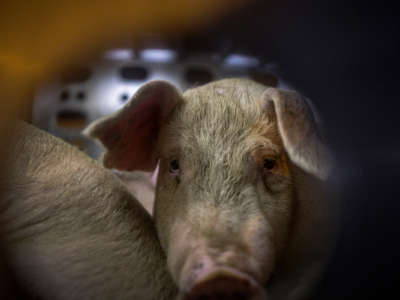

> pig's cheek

[
  {"left": 164, "top": 172, "right": 181, "bottom": 190},
  {"left": 171, "top": 173, "right": 181, "bottom": 185},
  {"left": 256, "top": 179, "right": 294, "bottom": 257},
  {"left": 165, "top": 221, "right": 193, "bottom": 284},
  {"left": 262, "top": 172, "right": 292, "bottom": 195},
  {"left": 154, "top": 182, "right": 181, "bottom": 250}
]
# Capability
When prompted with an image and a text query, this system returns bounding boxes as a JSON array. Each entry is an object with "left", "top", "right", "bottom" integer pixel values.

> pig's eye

[
  {"left": 169, "top": 159, "right": 180, "bottom": 173},
  {"left": 263, "top": 159, "right": 276, "bottom": 170}
]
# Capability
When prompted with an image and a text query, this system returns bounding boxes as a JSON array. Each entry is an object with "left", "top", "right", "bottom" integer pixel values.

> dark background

[{"left": 197, "top": 1, "right": 400, "bottom": 298}]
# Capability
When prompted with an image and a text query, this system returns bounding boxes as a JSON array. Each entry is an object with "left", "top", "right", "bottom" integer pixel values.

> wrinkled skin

[
  {"left": 85, "top": 78, "right": 335, "bottom": 300},
  {"left": 0, "top": 122, "right": 177, "bottom": 300}
]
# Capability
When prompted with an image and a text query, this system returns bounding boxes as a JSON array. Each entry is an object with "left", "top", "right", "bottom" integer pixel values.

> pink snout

[{"left": 182, "top": 267, "right": 266, "bottom": 300}]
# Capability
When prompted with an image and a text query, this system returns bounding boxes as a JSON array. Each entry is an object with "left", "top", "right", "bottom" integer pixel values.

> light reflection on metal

[
  {"left": 223, "top": 54, "right": 259, "bottom": 67},
  {"left": 140, "top": 49, "right": 177, "bottom": 62},
  {"left": 104, "top": 49, "right": 134, "bottom": 60}
]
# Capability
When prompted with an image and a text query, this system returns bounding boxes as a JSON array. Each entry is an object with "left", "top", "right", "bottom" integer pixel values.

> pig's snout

[
  {"left": 182, "top": 267, "right": 265, "bottom": 300},
  {"left": 167, "top": 216, "right": 274, "bottom": 300}
]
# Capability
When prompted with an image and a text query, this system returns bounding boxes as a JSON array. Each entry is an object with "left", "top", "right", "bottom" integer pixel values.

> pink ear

[
  {"left": 263, "top": 87, "right": 332, "bottom": 179},
  {"left": 83, "top": 81, "right": 182, "bottom": 172},
  {"left": 150, "top": 162, "right": 159, "bottom": 187}
]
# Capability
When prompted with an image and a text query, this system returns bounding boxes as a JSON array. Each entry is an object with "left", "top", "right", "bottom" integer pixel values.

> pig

[
  {"left": 0, "top": 122, "right": 177, "bottom": 300},
  {"left": 84, "top": 78, "right": 335, "bottom": 300}
]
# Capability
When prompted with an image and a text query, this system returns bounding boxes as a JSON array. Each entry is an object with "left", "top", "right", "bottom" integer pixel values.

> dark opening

[
  {"left": 60, "top": 90, "right": 70, "bottom": 101},
  {"left": 76, "top": 91, "right": 86, "bottom": 101},
  {"left": 184, "top": 66, "right": 214, "bottom": 85},
  {"left": 120, "top": 93, "right": 130, "bottom": 103},
  {"left": 56, "top": 110, "right": 87, "bottom": 129},
  {"left": 250, "top": 72, "right": 279, "bottom": 87},
  {"left": 120, "top": 66, "right": 148, "bottom": 81}
]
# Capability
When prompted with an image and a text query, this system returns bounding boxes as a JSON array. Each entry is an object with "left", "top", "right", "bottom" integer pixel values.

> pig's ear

[
  {"left": 262, "top": 88, "right": 332, "bottom": 180},
  {"left": 83, "top": 81, "right": 182, "bottom": 171}
]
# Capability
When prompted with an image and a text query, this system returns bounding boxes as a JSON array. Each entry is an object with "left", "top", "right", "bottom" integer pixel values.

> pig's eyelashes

[
  {"left": 263, "top": 159, "right": 276, "bottom": 170},
  {"left": 169, "top": 159, "right": 180, "bottom": 175}
]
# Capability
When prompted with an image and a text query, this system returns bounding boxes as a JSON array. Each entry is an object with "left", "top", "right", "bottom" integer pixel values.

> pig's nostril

[
  {"left": 184, "top": 273, "right": 259, "bottom": 300},
  {"left": 198, "top": 292, "right": 249, "bottom": 300}
]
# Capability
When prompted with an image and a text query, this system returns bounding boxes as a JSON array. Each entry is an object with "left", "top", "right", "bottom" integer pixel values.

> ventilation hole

[
  {"left": 250, "top": 73, "right": 279, "bottom": 87},
  {"left": 120, "top": 66, "right": 148, "bottom": 80},
  {"left": 60, "top": 67, "right": 91, "bottom": 83},
  {"left": 56, "top": 111, "right": 87, "bottom": 129},
  {"left": 120, "top": 93, "right": 130, "bottom": 103},
  {"left": 60, "top": 90, "right": 69, "bottom": 101},
  {"left": 76, "top": 91, "right": 86, "bottom": 101},
  {"left": 184, "top": 67, "right": 214, "bottom": 85}
]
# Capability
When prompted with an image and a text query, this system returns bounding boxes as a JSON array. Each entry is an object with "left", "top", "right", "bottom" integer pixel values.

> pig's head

[{"left": 84, "top": 79, "right": 331, "bottom": 300}]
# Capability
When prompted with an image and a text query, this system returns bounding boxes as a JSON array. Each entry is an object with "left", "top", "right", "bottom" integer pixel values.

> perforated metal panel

[{"left": 33, "top": 48, "right": 285, "bottom": 158}]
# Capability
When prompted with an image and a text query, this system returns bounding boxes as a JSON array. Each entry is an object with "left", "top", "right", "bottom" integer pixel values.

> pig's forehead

[
  {"left": 182, "top": 78, "right": 267, "bottom": 104},
  {"left": 180, "top": 79, "right": 268, "bottom": 120},
  {"left": 161, "top": 79, "right": 279, "bottom": 154}
]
